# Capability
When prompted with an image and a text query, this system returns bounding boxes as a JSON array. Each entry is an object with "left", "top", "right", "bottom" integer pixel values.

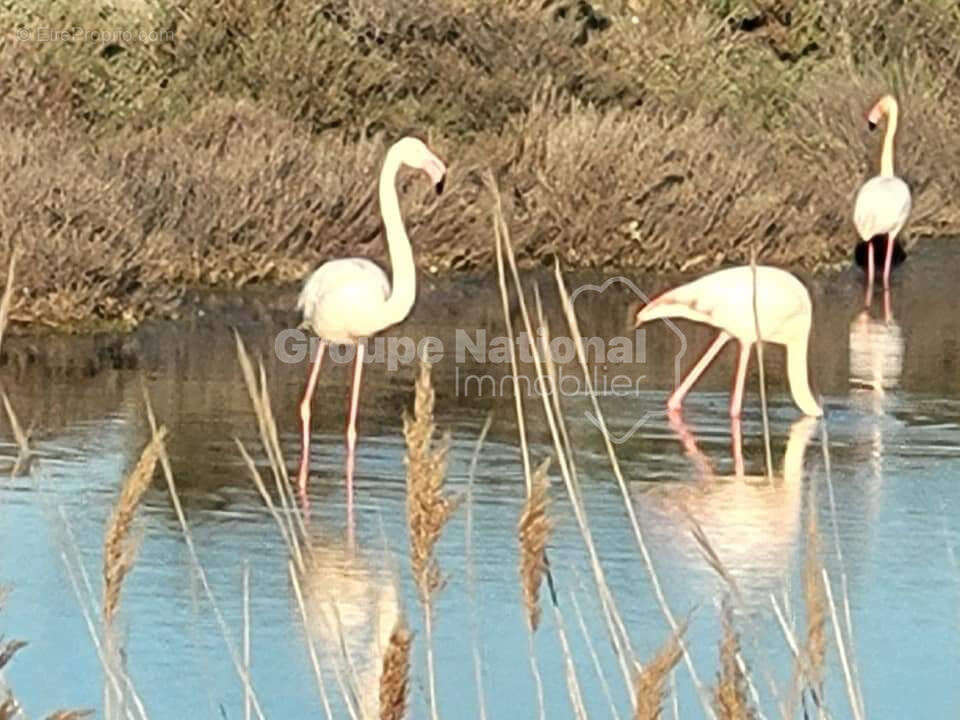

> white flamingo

[
  {"left": 853, "top": 94, "right": 912, "bottom": 294},
  {"left": 296, "top": 136, "right": 446, "bottom": 523},
  {"left": 635, "top": 266, "right": 822, "bottom": 418}
]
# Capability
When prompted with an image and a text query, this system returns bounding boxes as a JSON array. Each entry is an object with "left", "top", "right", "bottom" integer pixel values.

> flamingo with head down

[
  {"left": 853, "top": 94, "right": 912, "bottom": 297},
  {"left": 296, "top": 136, "right": 447, "bottom": 524},
  {"left": 635, "top": 266, "right": 822, "bottom": 419}
]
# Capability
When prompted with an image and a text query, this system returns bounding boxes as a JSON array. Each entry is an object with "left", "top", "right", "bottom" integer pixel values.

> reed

[
  {"left": 712, "top": 602, "right": 757, "bottom": 720},
  {"left": 1, "top": 392, "right": 30, "bottom": 476},
  {"left": 518, "top": 458, "right": 552, "bottom": 633},
  {"left": 633, "top": 628, "right": 685, "bottom": 720},
  {"left": 403, "top": 358, "right": 456, "bottom": 720},
  {"left": 0, "top": 638, "right": 26, "bottom": 671},
  {"left": 802, "top": 487, "right": 827, "bottom": 706},
  {"left": 0, "top": 249, "right": 15, "bottom": 356},
  {"left": 44, "top": 712, "right": 95, "bottom": 720},
  {"left": 102, "top": 427, "right": 166, "bottom": 627},
  {"left": 378, "top": 621, "right": 413, "bottom": 720}
]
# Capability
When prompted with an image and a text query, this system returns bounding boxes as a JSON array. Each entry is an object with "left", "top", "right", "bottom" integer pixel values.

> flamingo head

[
  {"left": 866, "top": 94, "right": 897, "bottom": 132},
  {"left": 397, "top": 136, "right": 447, "bottom": 195}
]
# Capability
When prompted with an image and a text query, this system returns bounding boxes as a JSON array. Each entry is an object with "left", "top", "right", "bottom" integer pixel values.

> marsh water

[{"left": 3, "top": 241, "right": 960, "bottom": 719}]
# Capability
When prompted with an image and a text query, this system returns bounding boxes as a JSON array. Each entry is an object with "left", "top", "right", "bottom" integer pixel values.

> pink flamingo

[
  {"left": 296, "top": 136, "right": 446, "bottom": 518},
  {"left": 853, "top": 95, "right": 912, "bottom": 297},
  {"left": 635, "top": 266, "right": 822, "bottom": 418}
]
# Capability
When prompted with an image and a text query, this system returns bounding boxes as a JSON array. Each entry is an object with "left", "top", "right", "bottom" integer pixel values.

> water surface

[{"left": 2, "top": 242, "right": 960, "bottom": 718}]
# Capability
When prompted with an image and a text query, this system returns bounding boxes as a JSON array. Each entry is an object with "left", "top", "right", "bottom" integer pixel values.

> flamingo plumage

[
  {"left": 296, "top": 136, "right": 446, "bottom": 526},
  {"left": 635, "top": 265, "right": 822, "bottom": 418},
  {"left": 853, "top": 94, "right": 912, "bottom": 294}
]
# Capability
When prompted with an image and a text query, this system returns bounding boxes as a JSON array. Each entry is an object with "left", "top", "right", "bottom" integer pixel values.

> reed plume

[
  {"left": 102, "top": 426, "right": 167, "bottom": 626},
  {"left": 404, "top": 359, "right": 455, "bottom": 602},
  {"left": 404, "top": 358, "right": 456, "bottom": 720},
  {"left": 518, "top": 458, "right": 551, "bottom": 632},
  {"left": 633, "top": 627, "right": 685, "bottom": 720},
  {"left": 379, "top": 621, "right": 413, "bottom": 720},
  {"left": 0, "top": 637, "right": 26, "bottom": 671},
  {"left": 713, "top": 601, "right": 756, "bottom": 720}
]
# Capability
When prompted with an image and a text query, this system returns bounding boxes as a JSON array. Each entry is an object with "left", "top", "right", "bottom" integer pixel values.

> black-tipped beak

[
  {"left": 435, "top": 175, "right": 445, "bottom": 195},
  {"left": 867, "top": 120, "right": 877, "bottom": 131}
]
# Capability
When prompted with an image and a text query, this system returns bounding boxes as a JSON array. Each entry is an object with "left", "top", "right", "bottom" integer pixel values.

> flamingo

[
  {"left": 634, "top": 266, "right": 822, "bottom": 418},
  {"left": 853, "top": 94, "right": 912, "bottom": 295},
  {"left": 296, "top": 136, "right": 446, "bottom": 518}
]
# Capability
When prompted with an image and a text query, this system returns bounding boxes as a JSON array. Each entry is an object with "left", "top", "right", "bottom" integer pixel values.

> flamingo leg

[
  {"left": 883, "top": 288, "right": 892, "bottom": 324},
  {"left": 297, "top": 340, "right": 327, "bottom": 500},
  {"left": 882, "top": 234, "right": 895, "bottom": 288},
  {"left": 667, "top": 331, "right": 731, "bottom": 412},
  {"left": 731, "top": 417, "right": 745, "bottom": 478},
  {"left": 864, "top": 240, "right": 875, "bottom": 307},
  {"left": 345, "top": 342, "right": 365, "bottom": 538},
  {"left": 668, "top": 411, "right": 714, "bottom": 479},
  {"left": 729, "top": 341, "right": 752, "bottom": 419}
]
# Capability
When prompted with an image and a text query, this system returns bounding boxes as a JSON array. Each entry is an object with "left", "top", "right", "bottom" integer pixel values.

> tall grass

[{"left": 3, "top": 0, "right": 960, "bottom": 329}]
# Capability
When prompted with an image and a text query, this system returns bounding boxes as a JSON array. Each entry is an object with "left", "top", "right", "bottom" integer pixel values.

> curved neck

[
  {"left": 787, "top": 334, "right": 822, "bottom": 417},
  {"left": 379, "top": 147, "right": 416, "bottom": 326},
  {"left": 880, "top": 104, "right": 898, "bottom": 177}
]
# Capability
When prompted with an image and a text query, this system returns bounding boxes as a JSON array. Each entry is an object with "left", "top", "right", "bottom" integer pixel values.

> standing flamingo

[
  {"left": 853, "top": 94, "right": 912, "bottom": 295},
  {"left": 296, "top": 136, "right": 446, "bottom": 519},
  {"left": 635, "top": 266, "right": 822, "bottom": 418}
]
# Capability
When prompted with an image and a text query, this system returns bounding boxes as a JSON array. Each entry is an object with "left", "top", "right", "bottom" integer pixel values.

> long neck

[
  {"left": 379, "top": 148, "right": 416, "bottom": 326},
  {"left": 880, "top": 103, "right": 898, "bottom": 177},
  {"left": 787, "top": 333, "right": 822, "bottom": 417}
]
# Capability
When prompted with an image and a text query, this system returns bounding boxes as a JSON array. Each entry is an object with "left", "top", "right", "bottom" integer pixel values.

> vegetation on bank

[{"left": 1, "top": 0, "right": 959, "bottom": 330}]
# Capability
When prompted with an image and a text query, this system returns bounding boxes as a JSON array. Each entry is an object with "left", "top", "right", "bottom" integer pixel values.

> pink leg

[
  {"left": 729, "top": 341, "right": 751, "bottom": 419},
  {"left": 667, "top": 331, "right": 731, "bottom": 412},
  {"left": 345, "top": 342, "right": 365, "bottom": 539},
  {"left": 864, "top": 241, "right": 875, "bottom": 308},
  {"left": 731, "top": 417, "right": 745, "bottom": 478},
  {"left": 883, "top": 288, "right": 892, "bottom": 324},
  {"left": 297, "top": 340, "right": 327, "bottom": 500},
  {"left": 882, "top": 234, "right": 895, "bottom": 288},
  {"left": 668, "top": 411, "right": 714, "bottom": 479}
]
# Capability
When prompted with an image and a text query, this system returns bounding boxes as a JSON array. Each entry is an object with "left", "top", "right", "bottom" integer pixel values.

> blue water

[{"left": 3, "top": 246, "right": 960, "bottom": 719}]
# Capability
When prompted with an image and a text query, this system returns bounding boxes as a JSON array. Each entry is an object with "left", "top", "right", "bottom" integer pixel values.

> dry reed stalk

[
  {"left": 820, "top": 421, "right": 865, "bottom": 715},
  {"left": 102, "top": 427, "right": 166, "bottom": 626},
  {"left": 243, "top": 563, "right": 252, "bottom": 720},
  {"left": 403, "top": 358, "right": 456, "bottom": 720},
  {"left": 749, "top": 249, "right": 774, "bottom": 482},
  {"left": 552, "top": 602, "right": 589, "bottom": 720},
  {"left": 143, "top": 396, "right": 267, "bottom": 720},
  {"left": 44, "top": 711, "right": 94, "bottom": 720},
  {"left": 234, "top": 333, "right": 306, "bottom": 566},
  {"left": 466, "top": 414, "right": 493, "bottom": 720},
  {"left": 0, "top": 249, "right": 16, "bottom": 357},
  {"left": 518, "top": 458, "right": 551, "bottom": 632},
  {"left": 486, "top": 170, "right": 636, "bottom": 700},
  {"left": 713, "top": 602, "right": 757, "bottom": 720},
  {"left": 633, "top": 628, "right": 685, "bottom": 720},
  {"left": 1, "top": 393, "right": 30, "bottom": 476},
  {"left": 551, "top": 258, "right": 716, "bottom": 718},
  {"left": 288, "top": 561, "right": 337, "bottom": 720},
  {"left": 0, "top": 638, "right": 26, "bottom": 670},
  {"left": 378, "top": 621, "right": 412, "bottom": 720},
  {"left": 0, "top": 695, "right": 17, "bottom": 720},
  {"left": 823, "top": 569, "right": 864, "bottom": 720},
  {"left": 569, "top": 590, "right": 623, "bottom": 720}
]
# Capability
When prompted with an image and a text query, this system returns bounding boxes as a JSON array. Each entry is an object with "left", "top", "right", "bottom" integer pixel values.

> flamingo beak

[
  {"left": 867, "top": 120, "right": 877, "bottom": 132},
  {"left": 424, "top": 156, "right": 447, "bottom": 195}
]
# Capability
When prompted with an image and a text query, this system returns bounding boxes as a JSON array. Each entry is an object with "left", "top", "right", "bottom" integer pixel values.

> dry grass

[
  {"left": 713, "top": 601, "right": 757, "bottom": 720},
  {"left": 1, "top": 0, "right": 960, "bottom": 330},
  {"left": 102, "top": 427, "right": 166, "bottom": 626},
  {"left": 518, "top": 458, "right": 552, "bottom": 632},
  {"left": 633, "top": 628, "right": 685, "bottom": 720},
  {"left": 378, "top": 621, "right": 413, "bottom": 720}
]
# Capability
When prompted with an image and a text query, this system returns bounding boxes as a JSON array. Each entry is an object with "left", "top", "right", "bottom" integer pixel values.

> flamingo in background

[
  {"left": 853, "top": 94, "right": 912, "bottom": 298},
  {"left": 296, "top": 136, "right": 446, "bottom": 521},
  {"left": 635, "top": 266, "right": 822, "bottom": 418}
]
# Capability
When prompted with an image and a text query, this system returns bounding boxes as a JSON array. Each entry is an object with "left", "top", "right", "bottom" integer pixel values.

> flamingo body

[
  {"left": 636, "top": 266, "right": 822, "bottom": 418},
  {"left": 298, "top": 258, "right": 391, "bottom": 343}
]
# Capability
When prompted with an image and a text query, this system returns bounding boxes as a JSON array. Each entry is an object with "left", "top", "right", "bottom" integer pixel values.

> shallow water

[{"left": 3, "top": 241, "right": 960, "bottom": 719}]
